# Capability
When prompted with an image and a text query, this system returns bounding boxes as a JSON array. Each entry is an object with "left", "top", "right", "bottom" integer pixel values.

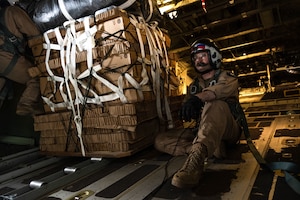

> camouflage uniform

[
  {"left": 0, "top": 5, "right": 41, "bottom": 115},
  {"left": 155, "top": 69, "right": 242, "bottom": 158}
]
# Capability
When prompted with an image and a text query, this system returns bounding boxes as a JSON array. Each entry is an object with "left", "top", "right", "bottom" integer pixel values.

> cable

[{"left": 149, "top": 120, "right": 198, "bottom": 198}]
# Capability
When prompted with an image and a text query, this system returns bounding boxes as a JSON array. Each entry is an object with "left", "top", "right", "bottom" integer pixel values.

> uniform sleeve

[
  {"left": 5, "top": 6, "right": 40, "bottom": 39},
  {"left": 203, "top": 71, "right": 239, "bottom": 100},
  {"left": 184, "top": 78, "right": 203, "bottom": 103}
]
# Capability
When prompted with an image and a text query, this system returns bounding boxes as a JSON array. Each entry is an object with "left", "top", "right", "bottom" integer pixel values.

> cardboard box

[
  {"left": 37, "top": 115, "right": 160, "bottom": 157},
  {"left": 39, "top": 76, "right": 77, "bottom": 113},
  {"left": 93, "top": 64, "right": 150, "bottom": 94},
  {"left": 96, "top": 14, "right": 147, "bottom": 45},
  {"left": 34, "top": 100, "right": 158, "bottom": 131}
]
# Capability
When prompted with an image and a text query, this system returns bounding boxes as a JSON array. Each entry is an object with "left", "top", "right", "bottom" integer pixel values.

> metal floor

[{"left": 1, "top": 95, "right": 300, "bottom": 200}]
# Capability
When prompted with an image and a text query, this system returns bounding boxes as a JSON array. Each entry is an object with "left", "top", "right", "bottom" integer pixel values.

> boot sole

[{"left": 171, "top": 177, "right": 198, "bottom": 188}]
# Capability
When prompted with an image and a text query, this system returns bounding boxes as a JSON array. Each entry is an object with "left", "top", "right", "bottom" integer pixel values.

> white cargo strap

[
  {"left": 64, "top": 16, "right": 99, "bottom": 156},
  {"left": 151, "top": 22, "right": 173, "bottom": 128},
  {"left": 124, "top": 0, "right": 152, "bottom": 22},
  {"left": 42, "top": 16, "right": 98, "bottom": 156},
  {"left": 43, "top": 28, "right": 70, "bottom": 112},
  {"left": 66, "top": 21, "right": 85, "bottom": 156},
  {"left": 141, "top": 17, "right": 164, "bottom": 122},
  {"left": 77, "top": 63, "right": 129, "bottom": 103},
  {"left": 93, "top": 69, "right": 128, "bottom": 103},
  {"left": 144, "top": 0, "right": 153, "bottom": 22},
  {"left": 41, "top": 8, "right": 176, "bottom": 156},
  {"left": 129, "top": 15, "right": 151, "bottom": 99},
  {"left": 155, "top": 24, "right": 170, "bottom": 73},
  {"left": 56, "top": 26, "right": 75, "bottom": 111},
  {"left": 137, "top": 16, "right": 173, "bottom": 128},
  {"left": 66, "top": 16, "right": 97, "bottom": 105},
  {"left": 74, "top": 20, "right": 128, "bottom": 104},
  {"left": 54, "top": 28, "right": 72, "bottom": 107},
  {"left": 77, "top": 64, "right": 103, "bottom": 105},
  {"left": 58, "top": 0, "right": 74, "bottom": 21},
  {"left": 118, "top": 0, "right": 137, "bottom": 10},
  {"left": 150, "top": 22, "right": 173, "bottom": 128}
]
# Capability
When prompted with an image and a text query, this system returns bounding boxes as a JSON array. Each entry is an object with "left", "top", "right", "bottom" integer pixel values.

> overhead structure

[{"left": 156, "top": 0, "right": 300, "bottom": 82}]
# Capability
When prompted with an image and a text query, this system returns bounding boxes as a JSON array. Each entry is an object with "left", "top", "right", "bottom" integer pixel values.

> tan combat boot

[{"left": 171, "top": 143, "right": 207, "bottom": 188}]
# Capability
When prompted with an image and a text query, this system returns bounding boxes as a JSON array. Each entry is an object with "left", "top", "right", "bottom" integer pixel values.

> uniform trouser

[
  {"left": 154, "top": 100, "right": 241, "bottom": 157},
  {"left": 0, "top": 55, "right": 40, "bottom": 105}
]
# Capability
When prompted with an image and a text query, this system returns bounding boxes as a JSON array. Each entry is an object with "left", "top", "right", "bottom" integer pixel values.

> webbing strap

[
  {"left": 240, "top": 107, "right": 300, "bottom": 195},
  {"left": 128, "top": 14, "right": 173, "bottom": 128},
  {"left": 144, "top": 0, "right": 153, "bottom": 22},
  {"left": 41, "top": 8, "right": 175, "bottom": 155},
  {"left": 58, "top": 0, "right": 74, "bottom": 21},
  {"left": 0, "top": 8, "right": 18, "bottom": 47},
  {"left": 118, "top": 0, "right": 137, "bottom": 10},
  {"left": 134, "top": 15, "right": 173, "bottom": 128},
  {"left": 0, "top": 8, "right": 20, "bottom": 76},
  {"left": 43, "top": 15, "right": 101, "bottom": 156},
  {"left": 0, "top": 53, "right": 19, "bottom": 76}
]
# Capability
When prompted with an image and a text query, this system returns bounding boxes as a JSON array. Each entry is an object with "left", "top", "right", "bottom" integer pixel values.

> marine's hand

[{"left": 179, "top": 95, "right": 204, "bottom": 121}]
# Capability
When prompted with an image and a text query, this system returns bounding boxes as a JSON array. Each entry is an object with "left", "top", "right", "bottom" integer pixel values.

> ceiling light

[
  {"left": 158, "top": 4, "right": 175, "bottom": 14},
  {"left": 157, "top": 0, "right": 173, "bottom": 6}
]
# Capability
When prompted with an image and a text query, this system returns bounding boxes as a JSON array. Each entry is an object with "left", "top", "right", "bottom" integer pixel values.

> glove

[{"left": 179, "top": 95, "right": 204, "bottom": 121}]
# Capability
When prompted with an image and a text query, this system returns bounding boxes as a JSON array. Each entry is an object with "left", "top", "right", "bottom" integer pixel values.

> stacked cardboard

[
  {"left": 29, "top": 8, "right": 154, "bottom": 111},
  {"left": 34, "top": 101, "right": 160, "bottom": 157},
  {"left": 28, "top": 7, "right": 182, "bottom": 157}
]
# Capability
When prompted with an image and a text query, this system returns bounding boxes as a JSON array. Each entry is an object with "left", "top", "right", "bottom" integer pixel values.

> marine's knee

[
  {"left": 202, "top": 100, "right": 230, "bottom": 116},
  {"left": 154, "top": 129, "right": 194, "bottom": 156},
  {"left": 204, "top": 100, "right": 228, "bottom": 109}
]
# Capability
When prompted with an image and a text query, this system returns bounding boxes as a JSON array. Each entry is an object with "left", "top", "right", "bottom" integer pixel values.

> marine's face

[{"left": 193, "top": 51, "right": 211, "bottom": 73}]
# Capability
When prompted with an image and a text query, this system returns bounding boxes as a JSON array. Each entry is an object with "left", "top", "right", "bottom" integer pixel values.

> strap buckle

[{"left": 8, "top": 36, "right": 18, "bottom": 43}]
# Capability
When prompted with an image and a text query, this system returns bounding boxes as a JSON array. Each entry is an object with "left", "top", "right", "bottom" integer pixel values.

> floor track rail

[{"left": 0, "top": 153, "right": 112, "bottom": 200}]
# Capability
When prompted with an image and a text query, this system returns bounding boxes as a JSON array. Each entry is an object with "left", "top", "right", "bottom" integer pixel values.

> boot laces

[{"left": 180, "top": 149, "right": 204, "bottom": 172}]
